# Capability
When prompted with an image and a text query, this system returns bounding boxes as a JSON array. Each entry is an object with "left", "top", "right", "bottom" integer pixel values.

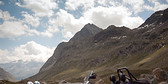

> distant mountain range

[
  {"left": 0, "top": 67, "right": 17, "bottom": 82},
  {"left": 0, "top": 60, "right": 44, "bottom": 80},
  {"left": 25, "top": 8, "right": 168, "bottom": 83}
]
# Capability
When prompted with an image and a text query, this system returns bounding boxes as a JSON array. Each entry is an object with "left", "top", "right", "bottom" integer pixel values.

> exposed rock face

[
  {"left": 40, "top": 23, "right": 102, "bottom": 73},
  {"left": 70, "top": 23, "right": 103, "bottom": 42},
  {"left": 139, "top": 8, "right": 168, "bottom": 27},
  {"left": 94, "top": 25, "right": 132, "bottom": 42},
  {"left": 0, "top": 67, "right": 17, "bottom": 82},
  {"left": 40, "top": 42, "right": 67, "bottom": 72}
]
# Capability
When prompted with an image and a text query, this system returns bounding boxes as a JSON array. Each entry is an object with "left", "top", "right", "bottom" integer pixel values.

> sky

[{"left": 0, "top": 0, "right": 168, "bottom": 64}]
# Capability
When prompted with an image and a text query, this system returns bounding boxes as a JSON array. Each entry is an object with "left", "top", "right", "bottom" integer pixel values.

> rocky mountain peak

[
  {"left": 139, "top": 8, "right": 168, "bottom": 28},
  {"left": 82, "top": 23, "right": 102, "bottom": 33},
  {"left": 94, "top": 25, "right": 132, "bottom": 42},
  {"left": 69, "top": 23, "right": 102, "bottom": 42}
]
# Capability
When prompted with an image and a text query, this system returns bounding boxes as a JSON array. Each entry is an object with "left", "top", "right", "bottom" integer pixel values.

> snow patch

[
  {"left": 138, "top": 23, "right": 156, "bottom": 29},
  {"left": 111, "top": 36, "right": 127, "bottom": 40},
  {"left": 147, "top": 28, "right": 155, "bottom": 33}
]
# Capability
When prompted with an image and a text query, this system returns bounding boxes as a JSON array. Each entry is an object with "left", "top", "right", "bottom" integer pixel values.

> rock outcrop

[{"left": 140, "top": 68, "right": 168, "bottom": 84}]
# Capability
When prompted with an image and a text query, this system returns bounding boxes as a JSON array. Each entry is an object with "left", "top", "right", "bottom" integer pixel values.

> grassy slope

[{"left": 134, "top": 45, "right": 168, "bottom": 69}]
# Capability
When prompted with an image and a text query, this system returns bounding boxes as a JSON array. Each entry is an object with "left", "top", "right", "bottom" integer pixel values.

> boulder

[
  {"left": 159, "top": 81, "right": 168, "bottom": 84},
  {"left": 140, "top": 74, "right": 157, "bottom": 84},
  {"left": 152, "top": 68, "right": 168, "bottom": 82}
]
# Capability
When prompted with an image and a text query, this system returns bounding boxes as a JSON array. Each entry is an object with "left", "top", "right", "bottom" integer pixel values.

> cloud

[
  {"left": 122, "top": 16, "right": 144, "bottom": 28},
  {"left": 0, "top": 49, "right": 14, "bottom": 63},
  {"left": 144, "top": 0, "right": 168, "bottom": 11},
  {"left": 0, "top": 10, "right": 15, "bottom": 21},
  {"left": 0, "top": 21, "right": 29, "bottom": 38},
  {"left": 2, "top": 0, "right": 167, "bottom": 39},
  {"left": 0, "top": 1, "right": 4, "bottom": 5},
  {"left": 0, "top": 9, "right": 58, "bottom": 38},
  {"left": 0, "top": 41, "right": 55, "bottom": 63},
  {"left": 40, "top": 18, "right": 60, "bottom": 37},
  {"left": 0, "top": 9, "right": 26, "bottom": 38},
  {"left": 64, "top": 31, "right": 73, "bottom": 39},
  {"left": 49, "top": 9, "right": 89, "bottom": 39},
  {"left": 95, "top": 0, "right": 117, "bottom": 5},
  {"left": 48, "top": 5, "right": 144, "bottom": 39},
  {"left": 83, "top": 6, "right": 144, "bottom": 29},
  {"left": 35, "top": 0, "right": 168, "bottom": 39},
  {"left": 65, "top": 0, "right": 94, "bottom": 10},
  {"left": 40, "top": 25, "right": 59, "bottom": 37},
  {"left": 0, "top": 9, "right": 40, "bottom": 38},
  {"left": 123, "top": 0, "right": 145, "bottom": 14},
  {"left": 22, "top": 11, "right": 40, "bottom": 27},
  {"left": 0, "top": 17, "right": 40, "bottom": 39},
  {"left": 16, "top": 0, "right": 58, "bottom": 17}
]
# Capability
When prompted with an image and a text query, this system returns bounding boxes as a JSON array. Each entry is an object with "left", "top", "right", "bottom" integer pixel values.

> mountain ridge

[
  {"left": 0, "top": 60, "right": 44, "bottom": 80},
  {"left": 139, "top": 8, "right": 168, "bottom": 27},
  {"left": 69, "top": 23, "right": 103, "bottom": 42}
]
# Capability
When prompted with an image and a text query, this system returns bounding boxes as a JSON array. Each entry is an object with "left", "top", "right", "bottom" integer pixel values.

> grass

[
  {"left": 133, "top": 45, "right": 168, "bottom": 69},
  {"left": 50, "top": 68, "right": 79, "bottom": 80},
  {"left": 0, "top": 80, "right": 18, "bottom": 84},
  {"left": 135, "top": 45, "right": 168, "bottom": 66},
  {"left": 48, "top": 44, "right": 168, "bottom": 83}
]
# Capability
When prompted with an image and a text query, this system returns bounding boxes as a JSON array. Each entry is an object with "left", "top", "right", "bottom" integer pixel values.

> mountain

[
  {"left": 69, "top": 23, "right": 103, "bottom": 42},
  {"left": 94, "top": 25, "right": 132, "bottom": 42},
  {"left": 139, "top": 8, "right": 168, "bottom": 27},
  {"left": 40, "top": 23, "right": 102, "bottom": 73},
  {"left": 0, "top": 60, "right": 44, "bottom": 80},
  {"left": 0, "top": 67, "right": 17, "bottom": 82},
  {"left": 26, "top": 8, "right": 168, "bottom": 83}
]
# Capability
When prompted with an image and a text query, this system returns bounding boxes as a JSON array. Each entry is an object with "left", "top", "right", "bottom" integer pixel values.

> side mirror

[
  {"left": 89, "top": 73, "right": 96, "bottom": 79},
  {"left": 110, "top": 75, "right": 116, "bottom": 83},
  {"left": 120, "top": 74, "right": 126, "bottom": 82}
]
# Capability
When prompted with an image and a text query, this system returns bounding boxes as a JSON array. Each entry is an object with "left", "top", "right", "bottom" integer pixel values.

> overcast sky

[{"left": 0, "top": 0, "right": 168, "bottom": 63}]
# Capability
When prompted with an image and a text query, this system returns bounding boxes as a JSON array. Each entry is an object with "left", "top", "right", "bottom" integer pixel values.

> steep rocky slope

[
  {"left": 39, "top": 23, "right": 103, "bottom": 73},
  {"left": 0, "top": 67, "right": 17, "bottom": 82},
  {"left": 27, "top": 8, "right": 168, "bottom": 83}
]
